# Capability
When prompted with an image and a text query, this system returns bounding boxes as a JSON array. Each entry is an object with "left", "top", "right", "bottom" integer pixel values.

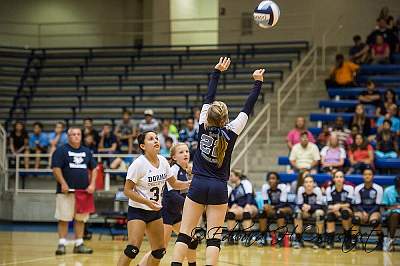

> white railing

[
  {"left": 0, "top": 124, "right": 7, "bottom": 192},
  {"left": 321, "top": 15, "right": 344, "bottom": 71},
  {"left": 277, "top": 46, "right": 318, "bottom": 130},
  {"left": 231, "top": 103, "right": 271, "bottom": 174},
  {"left": 9, "top": 153, "right": 139, "bottom": 194}
]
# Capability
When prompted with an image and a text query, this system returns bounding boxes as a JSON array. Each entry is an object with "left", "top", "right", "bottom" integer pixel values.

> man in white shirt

[{"left": 289, "top": 132, "right": 320, "bottom": 174}]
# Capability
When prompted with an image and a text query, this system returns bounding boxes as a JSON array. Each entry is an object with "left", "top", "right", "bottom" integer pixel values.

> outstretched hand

[
  {"left": 252, "top": 68, "right": 266, "bottom": 82},
  {"left": 215, "top": 57, "right": 231, "bottom": 72}
]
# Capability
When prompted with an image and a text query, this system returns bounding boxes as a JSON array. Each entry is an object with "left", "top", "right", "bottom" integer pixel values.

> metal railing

[
  {"left": 277, "top": 46, "right": 318, "bottom": 130},
  {"left": 9, "top": 153, "right": 139, "bottom": 194},
  {"left": 231, "top": 103, "right": 271, "bottom": 174},
  {"left": 0, "top": 124, "right": 7, "bottom": 192}
]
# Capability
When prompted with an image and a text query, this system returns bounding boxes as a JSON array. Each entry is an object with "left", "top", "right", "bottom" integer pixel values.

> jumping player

[
  {"left": 117, "top": 131, "right": 191, "bottom": 266},
  {"left": 353, "top": 168, "right": 384, "bottom": 249},
  {"left": 258, "top": 172, "right": 292, "bottom": 246},
  {"left": 170, "top": 57, "right": 265, "bottom": 266},
  {"left": 292, "top": 175, "right": 325, "bottom": 249},
  {"left": 325, "top": 170, "right": 354, "bottom": 250}
]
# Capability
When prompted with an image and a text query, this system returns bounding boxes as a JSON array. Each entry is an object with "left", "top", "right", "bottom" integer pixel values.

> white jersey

[{"left": 126, "top": 154, "right": 172, "bottom": 210}]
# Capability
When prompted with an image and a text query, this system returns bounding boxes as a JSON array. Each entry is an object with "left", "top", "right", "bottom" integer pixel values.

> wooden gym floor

[{"left": 0, "top": 231, "right": 399, "bottom": 266}]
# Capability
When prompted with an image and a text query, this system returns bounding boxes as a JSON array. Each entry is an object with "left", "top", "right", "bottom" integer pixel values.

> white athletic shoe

[{"left": 383, "top": 237, "right": 394, "bottom": 252}]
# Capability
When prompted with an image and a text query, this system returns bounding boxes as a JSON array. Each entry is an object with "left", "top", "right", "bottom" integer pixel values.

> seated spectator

[
  {"left": 358, "top": 81, "right": 381, "bottom": 115},
  {"left": 82, "top": 118, "right": 99, "bottom": 147},
  {"left": 317, "top": 123, "right": 330, "bottom": 149},
  {"left": 158, "top": 126, "right": 178, "bottom": 150},
  {"left": 353, "top": 168, "right": 384, "bottom": 249},
  {"left": 325, "top": 170, "right": 354, "bottom": 250},
  {"left": 377, "top": 89, "right": 397, "bottom": 116},
  {"left": 29, "top": 122, "right": 49, "bottom": 169},
  {"left": 345, "top": 124, "right": 360, "bottom": 148},
  {"left": 162, "top": 118, "right": 179, "bottom": 139},
  {"left": 289, "top": 132, "right": 320, "bottom": 174},
  {"left": 98, "top": 123, "right": 118, "bottom": 167},
  {"left": 259, "top": 172, "right": 292, "bottom": 247},
  {"left": 349, "top": 104, "right": 372, "bottom": 136},
  {"left": 320, "top": 133, "right": 346, "bottom": 173},
  {"left": 367, "top": 17, "right": 398, "bottom": 54},
  {"left": 226, "top": 170, "right": 258, "bottom": 245},
  {"left": 114, "top": 111, "right": 137, "bottom": 154},
  {"left": 48, "top": 122, "right": 68, "bottom": 156},
  {"left": 9, "top": 121, "right": 29, "bottom": 169},
  {"left": 292, "top": 175, "right": 325, "bottom": 249},
  {"left": 331, "top": 116, "right": 351, "bottom": 147},
  {"left": 382, "top": 176, "right": 400, "bottom": 252},
  {"left": 349, "top": 35, "right": 370, "bottom": 64},
  {"left": 375, "top": 119, "right": 398, "bottom": 159},
  {"left": 371, "top": 34, "right": 390, "bottom": 64},
  {"left": 347, "top": 133, "right": 374, "bottom": 174},
  {"left": 179, "top": 117, "right": 198, "bottom": 158},
  {"left": 83, "top": 134, "right": 97, "bottom": 154},
  {"left": 376, "top": 104, "right": 400, "bottom": 134},
  {"left": 138, "top": 109, "right": 159, "bottom": 133},
  {"left": 325, "top": 54, "right": 359, "bottom": 88},
  {"left": 160, "top": 137, "right": 173, "bottom": 159},
  {"left": 286, "top": 116, "right": 315, "bottom": 150}
]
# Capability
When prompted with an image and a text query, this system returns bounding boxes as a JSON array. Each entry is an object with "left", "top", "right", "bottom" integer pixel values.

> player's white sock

[
  {"left": 75, "top": 238, "right": 84, "bottom": 246},
  {"left": 59, "top": 238, "right": 67, "bottom": 245}
]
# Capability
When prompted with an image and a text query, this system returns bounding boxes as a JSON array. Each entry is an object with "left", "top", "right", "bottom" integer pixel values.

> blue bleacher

[
  {"left": 360, "top": 64, "right": 400, "bottom": 74},
  {"left": 309, "top": 112, "right": 377, "bottom": 122}
]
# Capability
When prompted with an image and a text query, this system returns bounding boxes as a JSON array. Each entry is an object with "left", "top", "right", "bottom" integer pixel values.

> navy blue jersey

[
  {"left": 261, "top": 183, "right": 288, "bottom": 207},
  {"left": 354, "top": 183, "right": 383, "bottom": 213},
  {"left": 326, "top": 185, "right": 354, "bottom": 205},
  {"left": 51, "top": 143, "right": 97, "bottom": 193},
  {"left": 162, "top": 164, "right": 189, "bottom": 213},
  {"left": 296, "top": 186, "right": 323, "bottom": 211},
  {"left": 228, "top": 180, "right": 255, "bottom": 207}
]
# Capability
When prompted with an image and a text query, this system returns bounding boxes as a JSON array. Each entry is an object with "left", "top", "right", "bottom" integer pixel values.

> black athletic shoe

[
  {"left": 313, "top": 235, "right": 324, "bottom": 249},
  {"left": 73, "top": 244, "right": 93, "bottom": 254},
  {"left": 55, "top": 244, "right": 66, "bottom": 255}
]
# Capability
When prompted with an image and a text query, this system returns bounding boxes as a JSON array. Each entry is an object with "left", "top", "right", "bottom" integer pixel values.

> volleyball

[{"left": 253, "top": 0, "right": 280, "bottom": 28}]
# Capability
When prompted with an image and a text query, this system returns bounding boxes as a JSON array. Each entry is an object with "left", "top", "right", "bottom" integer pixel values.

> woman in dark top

[
  {"left": 375, "top": 119, "right": 399, "bottom": 159},
  {"left": 378, "top": 89, "right": 397, "bottom": 116},
  {"left": 9, "top": 121, "right": 30, "bottom": 168},
  {"left": 350, "top": 104, "right": 371, "bottom": 136}
]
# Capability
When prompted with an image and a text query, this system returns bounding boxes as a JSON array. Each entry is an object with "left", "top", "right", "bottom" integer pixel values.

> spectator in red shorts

[
  {"left": 347, "top": 134, "right": 374, "bottom": 174},
  {"left": 286, "top": 116, "right": 315, "bottom": 150},
  {"left": 371, "top": 34, "right": 390, "bottom": 64}
]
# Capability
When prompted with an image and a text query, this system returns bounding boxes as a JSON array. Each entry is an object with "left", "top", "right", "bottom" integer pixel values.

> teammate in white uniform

[{"left": 117, "top": 131, "right": 191, "bottom": 266}]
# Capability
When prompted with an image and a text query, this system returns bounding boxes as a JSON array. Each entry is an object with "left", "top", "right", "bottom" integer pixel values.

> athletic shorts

[
  {"left": 127, "top": 206, "right": 162, "bottom": 223},
  {"left": 54, "top": 193, "right": 90, "bottom": 222},
  {"left": 162, "top": 209, "right": 182, "bottom": 225},
  {"left": 187, "top": 175, "right": 228, "bottom": 205}
]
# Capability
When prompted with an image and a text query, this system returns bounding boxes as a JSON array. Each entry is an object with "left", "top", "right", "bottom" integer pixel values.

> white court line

[{"left": 0, "top": 254, "right": 76, "bottom": 265}]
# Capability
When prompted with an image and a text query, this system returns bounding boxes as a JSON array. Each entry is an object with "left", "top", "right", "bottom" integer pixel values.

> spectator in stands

[
  {"left": 371, "top": 34, "right": 390, "bottom": 64},
  {"left": 378, "top": 6, "right": 390, "bottom": 21},
  {"left": 375, "top": 119, "right": 398, "bottom": 159},
  {"left": 82, "top": 118, "right": 99, "bottom": 148},
  {"left": 347, "top": 133, "right": 374, "bottom": 174},
  {"left": 160, "top": 137, "right": 173, "bottom": 159},
  {"left": 349, "top": 35, "right": 370, "bottom": 64},
  {"left": 49, "top": 122, "right": 68, "bottom": 156},
  {"left": 345, "top": 124, "right": 360, "bottom": 147},
  {"left": 376, "top": 104, "right": 400, "bottom": 134},
  {"left": 179, "top": 117, "right": 198, "bottom": 158},
  {"left": 325, "top": 54, "right": 359, "bottom": 88},
  {"left": 158, "top": 126, "right": 177, "bottom": 150},
  {"left": 114, "top": 111, "right": 136, "bottom": 154},
  {"left": 378, "top": 89, "right": 397, "bottom": 116},
  {"left": 83, "top": 134, "right": 97, "bottom": 154},
  {"left": 367, "top": 17, "right": 397, "bottom": 55},
  {"left": 350, "top": 104, "right": 372, "bottom": 136},
  {"left": 286, "top": 116, "right": 315, "bottom": 150},
  {"left": 29, "top": 122, "right": 49, "bottom": 169},
  {"left": 382, "top": 176, "right": 400, "bottom": 252},
  {"left": 289, "top": 132, "right": 320, "bottom": 174},
  {"left": 317, "top": 123, "right": 331, "bottom": 149},
  {"left": 98, "top": 123, "right": 118, "bottom": 166},
  {"left": 353, "top": 168, "right": 384, "bottom": 250},
  {"left": 138, "top": 109, "right": 159, "bottom": 133},
  {"left": 192, "top": 107, "right": 201, "bottom": 130},
  {"left": 331, "top": 116, "right": 351, "bottom": 147},
  {"left": 292, "top": 175, "right": 325, "bottom": 249},
  {"left": 358, "top": 81, "right": 381, "bottom": 115},
  {"left": 162, "top": 118, "right": 179, "bottom": 139},
  {"left": 320, "top": 133, "right": 346, "bottom": 173},
  {"left": 9, "top": 121, "right": 29, "bottom": 169}
]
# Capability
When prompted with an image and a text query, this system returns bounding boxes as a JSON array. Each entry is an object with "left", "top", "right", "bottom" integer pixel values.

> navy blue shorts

[
  {"left": 187, "top": 175, "right": 228, "bottom": 205},
  {"left": 127, "top": 206, "right": 162, "bottom": 223},
  {"left": 162, "top": 209, "right": 182, "bottom": 225}
]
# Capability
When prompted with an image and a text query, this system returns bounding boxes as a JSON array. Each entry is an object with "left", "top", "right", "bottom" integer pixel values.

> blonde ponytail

[{"left": 215, "top": 134, "right": 228, "bottom": 168}]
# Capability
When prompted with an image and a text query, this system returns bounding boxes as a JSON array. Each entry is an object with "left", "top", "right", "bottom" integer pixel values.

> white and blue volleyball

[{"left": 253, "top": 1, "right": 280, "bottom": 28}]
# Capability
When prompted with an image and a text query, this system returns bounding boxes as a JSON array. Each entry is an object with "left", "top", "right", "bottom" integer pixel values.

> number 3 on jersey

[
  {"left": 200, "top": 134, "right": 216, "bottom": 157},
  {"left": 149, "top": 187, "right": 160, "bottom": 201}
]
